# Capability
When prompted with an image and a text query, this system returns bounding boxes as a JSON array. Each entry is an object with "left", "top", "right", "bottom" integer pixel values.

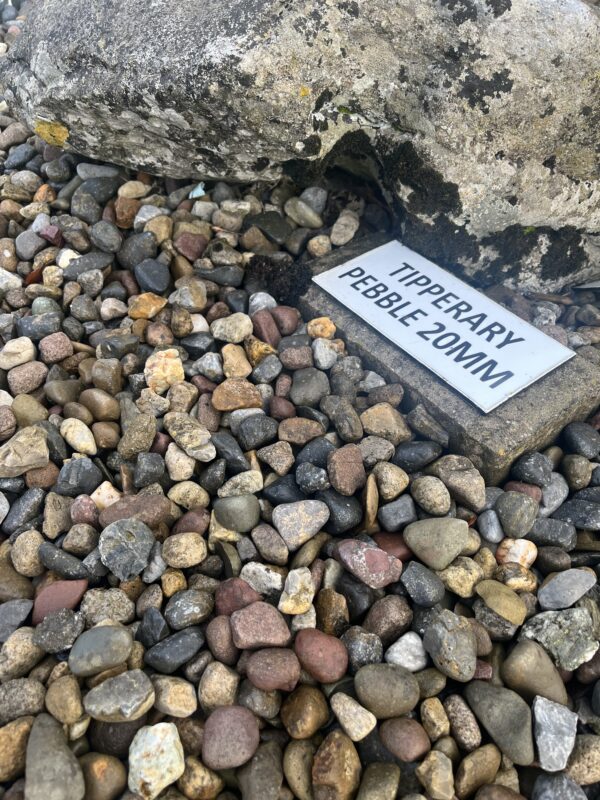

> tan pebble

[
  {"left": 79, "top": 752, "right": 127, "bottom": 800},
  {"left": 177, "top": 755, "right": 224, "bottom": 800},
  {"left": 421, "top": 697, "right": 450, "bottom": 742},
  {"left": 45, "top": 674, "right": 83, "bottom": 725},
  {"left": 152, "top": 676, "right": 198, "bottom": 718},
  {"left": 118, "top": 180, "right": 150, "bottom": 199},
  {"left": 473, "top": 547, "right": 497, "bottom": 578},
  {"left": 437, "top": 556, "right": 484, "bottom": 599},
  {"left": 415, "top": 751, "right": 454, "bottom": 800},
  {"left": 244, "top": 335, "right": 276, "bottom": 366},
  {"left": 144, "top": 348, "right": 185, "bottom": 395},
  {"left": 10, "top": 530, "right": 45, "bottom": 577},
  {"left": 221, "top": 343, "right": 252, "bottom": 378},
  {"left": 566, "top": 735, "right": 600, "bottom": 785},
  {"left": 494, "top": 562, "right": 537, "bottom": 592},
  {"left": 362, "top": 473, "right": 379, "bottom": 533},
  {"left": 278, "top": 567, "right": 315, "bottom": 615},
  {"left": 330, "top": 692, "right": 377, "bottom": 741},
  {"left": 475, "top": 580, "right": 527, "bottom": 626},
  {"left": 455, "top": 744, "right": 501, "bottom": 799},
  {"left": 283, "top": 739, "right": 316, "bottom": 800},
  {"left": 161, "top": 568, "right": 187, "bottom": 597},
  {"left": 162, "top": 531, "right": 207, "bottom": 569},
  {"left": 0, "top": 627, "right": 44, "bottom": 680},
  {"left": 0, "top": 715, "right": 34, "bottom": 781},
  {"left": 197, "top": 661, "right": 240, "bottom": 714},
  {"left": 307, "top": 316, "right": 336, "bottom": 339},
  {"left": 90, "top": 481, "right": 121, "bottom": 511},
  {"left": 168, "top": 481, "right": 209, "bottom": 509},
  {"left": 145, "top": 215, "right": 173, "bottom": 245},
  {"left": 211, "top": 378, "right": 263, "bottom": 411}
]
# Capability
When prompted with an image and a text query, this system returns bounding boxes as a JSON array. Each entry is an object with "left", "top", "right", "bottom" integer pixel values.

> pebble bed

[{"left": 1, "top": 4, "right": 600, "bottom": 800}]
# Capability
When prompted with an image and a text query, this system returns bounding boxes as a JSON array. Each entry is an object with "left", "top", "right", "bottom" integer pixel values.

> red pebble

[
  {"left": 191, "top": 375, "right": 218, "bottom": 394},
  {"left": 215, "top": 577, "right": 262, "bottom": 616},
  {"left": 40, "top": 225, "right": 63, "bottom": 246},
  {"left": 230, "top": 601, "right": 291, "bottom": 649},
  {"left": 174, "top": 232, "right": 208, "bottom": 261},
  {"left": 252, "top": 309, "right": 281, "bottom": 348},
  {"left": 473, "top": 660, "right": 494, "bottom": 680},
  {"left": 150, "top": 431, "right": 171, "bottom": 456},
  {"left": 172, "top": 507, "right": 210, "bottom": 536},
  {"left": 270, "top": 306, "right": 301, "bottom": 336},
  {"left": 372, "top": 532, "right": 412, "bottom": 561},
  {"left": 503, "top": 481, "right": 542, "bottom": 503},
  {"left": 275, "top": 374, "right": 292, "bottom": 398},
  {"left": 270, "top": 396, "right": 296, "bottom": 420},
  {"left": 70, "top": 495, "right": 99, "bottom": 527},
  {"left": 294, "top": 628, "right": 348, "bottom": 684},
  {"left": 32, "top": 579, "right": 88, "bottom": 625},
  {"left": 335, "top": 539, "right": 403, "bottom": 589}
]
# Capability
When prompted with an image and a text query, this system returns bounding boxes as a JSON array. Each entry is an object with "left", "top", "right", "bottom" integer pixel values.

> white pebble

[{"left": 385, "top": 631, "right": 428, "bottom": 672}]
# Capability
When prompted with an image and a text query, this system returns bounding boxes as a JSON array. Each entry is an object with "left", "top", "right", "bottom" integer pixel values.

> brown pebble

[
  {"left": 278, "top": 418, "right": 324, "bottom": 445},
  {"left": 25, "top": 462, "right": 60, "bottom": 489},
  {"left": 363, "top": 595, "right": 412, "bottom": 646},
  {"left": 328, "top": 444, "right": 366, "bottom": 496},
  {"left": 294, "top": 628, "right": 348, "bottom": 683},
  {"left": 380, "top": 717, "right": 431, "bottom": 762},
  {"left": 246, "top": 648, "right": 301, "bottom": 692},
  {"left": 312, "top": 730, "right": 361, "bottom": 800},
  {"left": 252, "top": 309, "right": 281, "bottom": 347},
  {"left": 205, "top": 616, "right": 239, "bottom": 665},
  {"left": 215, "top": 578, "right": 262, "bottom": 616},
  {"left": 281, "top": 685, "right": 329, "bottom": 739}
]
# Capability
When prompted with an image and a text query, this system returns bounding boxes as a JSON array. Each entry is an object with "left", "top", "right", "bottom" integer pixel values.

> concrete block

[{"left": 300, "top": 237, "right": 600, "bottom": 484}]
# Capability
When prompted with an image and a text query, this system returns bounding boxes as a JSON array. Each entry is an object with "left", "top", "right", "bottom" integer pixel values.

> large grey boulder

[{"left": 3, "top": 0, "right": 600, "bottom": 289}]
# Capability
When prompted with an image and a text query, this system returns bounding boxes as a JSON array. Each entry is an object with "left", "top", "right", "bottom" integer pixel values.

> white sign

[{"left": 313, "top": 241, "right": 574, "bottom": 413}]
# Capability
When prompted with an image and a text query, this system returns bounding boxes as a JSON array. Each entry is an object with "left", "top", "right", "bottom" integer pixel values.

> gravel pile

[{"left": 0, "top": 4, "right": 599, "bottom": 800}]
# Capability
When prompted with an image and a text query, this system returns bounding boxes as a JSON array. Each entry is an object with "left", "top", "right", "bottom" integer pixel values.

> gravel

[{"left": 0, "top": 28, "right": 597, "bottom": 796}]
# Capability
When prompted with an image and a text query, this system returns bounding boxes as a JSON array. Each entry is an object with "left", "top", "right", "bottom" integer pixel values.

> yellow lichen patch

[
  {"left": 34, "top": 120, "right": 69, "bottom": 147},
  {"left": 299, "top": 85, "right": 311, "bottom": 98}
]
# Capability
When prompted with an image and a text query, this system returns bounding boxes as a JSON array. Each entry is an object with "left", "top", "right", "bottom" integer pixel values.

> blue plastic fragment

[{"left": 188, "top": 182, "right": 206, "bottom": 199}]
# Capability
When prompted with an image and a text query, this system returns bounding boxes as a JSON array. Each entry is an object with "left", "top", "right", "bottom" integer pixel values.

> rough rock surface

[{"left": 5, "top": 0, "right": 600, "bottom": 289}]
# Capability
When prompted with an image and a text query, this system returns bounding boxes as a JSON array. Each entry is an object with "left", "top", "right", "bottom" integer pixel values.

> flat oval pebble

[
  {"left": 354, "top": 664, "right": 420, "bottom": 719},
  {"left": 68, "top": 625, "right": 133, "bottom": 677},
  {"left": 537, "top": 568, "right": 597, "bottom": 610}
]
